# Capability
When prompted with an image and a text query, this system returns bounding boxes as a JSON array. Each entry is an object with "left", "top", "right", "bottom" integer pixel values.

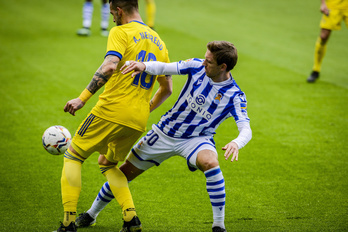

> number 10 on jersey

[{"left": 132, "top": 50, "right": 156, "bottom": 90}]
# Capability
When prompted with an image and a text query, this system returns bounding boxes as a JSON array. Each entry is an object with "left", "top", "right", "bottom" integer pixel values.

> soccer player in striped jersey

[
  {"left": 56, "top": 0, "right": 172, "bottom": 231},
  {"left": 307, "top": 0, "right": 348, "bottom": 83},
  {"left": 76, "top": 0, "right": 110, "bottom": 37},
  {"left": 76, "top": 0, "right": 156, "bottom": 37},
  {"left": 75, "top": 41, "right": 252, "bottom": 232}
]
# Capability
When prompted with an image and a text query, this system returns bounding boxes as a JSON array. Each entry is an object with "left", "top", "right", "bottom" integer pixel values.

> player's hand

[
  {"left": 320, "top": 2, "right": 330, "bottom": 16},
  {"left": 64, "top": 98, "right": 85, "bottom": 116},
  {"left": 120, "top": 61, "right": 146, "bottom": 77},
  {"left": 222, "top": 141, "right": 239, "bottom": 162}
]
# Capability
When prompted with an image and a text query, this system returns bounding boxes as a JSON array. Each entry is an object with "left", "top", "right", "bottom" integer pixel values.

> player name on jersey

[{"left": 133, "top": 31, "right": 164, "bottom": 50}]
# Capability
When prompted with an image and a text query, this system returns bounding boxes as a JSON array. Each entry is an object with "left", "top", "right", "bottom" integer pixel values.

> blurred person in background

[
  {"left": 307, "top": 0, "right": 348, "bottom": 83},
  {"left": 76, "top": 0, "right": 156, "bottom": 37},
  {"left": 76, "top": 0, "right": 110, "bottom": 37}
]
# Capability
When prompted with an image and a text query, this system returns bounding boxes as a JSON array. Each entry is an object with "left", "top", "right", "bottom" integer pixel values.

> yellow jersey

[
  {"left": 91, "top": 21, "right": 170, "bottom": 132},
  {"left": 326, "top": 0, "right": 348, "bottom": 9}
]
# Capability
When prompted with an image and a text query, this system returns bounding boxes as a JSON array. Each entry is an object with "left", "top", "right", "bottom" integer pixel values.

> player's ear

[
  {"left": 116, "top": 7, "right": 123, "bottom": 16},
  {"left": 220, "top": 63, "right": 227, "bottom": 71}
]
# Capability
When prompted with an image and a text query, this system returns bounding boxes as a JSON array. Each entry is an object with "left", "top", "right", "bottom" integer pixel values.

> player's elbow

[
  {"left": 101, "top": 61, "right": 117, "bottom": 76},
  {"left": 106, "top": 64, "right": 117, "bottom": 76},
  {"left": 245, "top": 126, "right": 252, "bottom": 142},
  {"left": 162, "top": 76, "right": 173, "bottom": 97},
  {"left": 166, "top": 84, "right": 173, "bottom": 97}
]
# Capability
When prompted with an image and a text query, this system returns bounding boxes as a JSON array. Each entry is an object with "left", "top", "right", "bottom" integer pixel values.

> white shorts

[{"left": 127, "top": 125, "right": 217, "bottom": 171}]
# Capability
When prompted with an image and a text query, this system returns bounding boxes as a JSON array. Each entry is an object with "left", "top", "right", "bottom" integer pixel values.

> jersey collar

[{"left": 129, "top": 20, "right": 147, "bottom": 26}]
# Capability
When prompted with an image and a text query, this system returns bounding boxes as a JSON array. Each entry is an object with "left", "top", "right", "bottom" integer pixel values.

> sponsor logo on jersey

[
  {"left": 194, "top": 77, "right": 204, "bottom": 86},
  {"left": 186, "top": 93, "right": 212, "bottom": 121},
  {"left": 239, "top": 94, "right": 246, "bottom": 102},
  {"left": 195, "top": 94, "right": 206, "bottom": 105},
  {"left": 183, "top": 58, "right": 193, "bottom": 63}
]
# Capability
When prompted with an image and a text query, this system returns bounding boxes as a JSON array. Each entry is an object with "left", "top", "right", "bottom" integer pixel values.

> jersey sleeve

[
  {"left": 144, "top": 61, "right": 179, "bottom": 75},
  {"left": 231, "top": 92, "right": 250, "bottom": 123},
  {"left": 105, "top": 27, "right": 127, "bottom": 59},
  {"left": 232, "top": 121, "right": 252, "bottom": 149},
  {"left": 156, "top": 47, "right": 170, "bottom": 79},
  {"left": 176, "top": 58, "right": 204, "bottom": 75}
]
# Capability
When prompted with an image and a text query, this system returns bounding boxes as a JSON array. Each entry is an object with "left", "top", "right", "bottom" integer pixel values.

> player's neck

[
  {"left": 211, "top": 72, "right": 230, "bottom": 83},
  {"left": 123, "top": 13, "right": 143, "bottom": 24}
]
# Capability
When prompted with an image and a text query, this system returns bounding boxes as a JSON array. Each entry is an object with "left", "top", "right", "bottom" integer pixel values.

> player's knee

[
  {"left": 64, "top": 148, "right": 85, "bottom": 164},
  {"left": 320, "top": 29, "right": 331, "bottom": 43},
  {"left": 197, "top": 157, "right": 219, "bottom": 172},
  {"left": 98, "top": 154, "right": 117, "bottom": 166}
]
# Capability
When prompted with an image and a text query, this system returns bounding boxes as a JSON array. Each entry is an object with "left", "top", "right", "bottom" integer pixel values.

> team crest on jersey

[
  {"left": 213, "top": 93, "right": 223, "bottom": 104},
  {"left": 137, "top": 141, "right": 144, "bottom": 148}
]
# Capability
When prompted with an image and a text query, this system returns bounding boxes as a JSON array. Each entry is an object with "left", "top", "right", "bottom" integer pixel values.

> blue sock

[
  {"left": 205, "top": 166, "right": 226, "bottom": 229},
  {"left": 87, "top": 182, "right": 114, "bottom": 218}
]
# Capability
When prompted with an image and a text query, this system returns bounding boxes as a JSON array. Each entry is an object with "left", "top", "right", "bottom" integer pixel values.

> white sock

[
  {"left": 87, "top": 182, "right": 114, "bottom": 219},
  {"left": 82, "top": 1, "right": 93, "bottom": 28},
  {"left": 204, "top": 166, "right": 226, "bottom": 229},
  {"left": 100, "top": 3, "right": 109, "bottom": 30}
]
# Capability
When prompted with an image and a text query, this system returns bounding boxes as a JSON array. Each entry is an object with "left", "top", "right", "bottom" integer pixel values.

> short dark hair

[
  {"left": 207, "top": 41, "right": 238, "bottom": 71},
  {"left": 109, "top": 0, "right": 138, "bottom": 13}
]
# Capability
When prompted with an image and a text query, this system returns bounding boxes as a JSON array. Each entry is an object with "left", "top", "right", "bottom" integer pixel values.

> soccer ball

[{"left": 42, "top": 125, "right": 72, "bottom": 155}]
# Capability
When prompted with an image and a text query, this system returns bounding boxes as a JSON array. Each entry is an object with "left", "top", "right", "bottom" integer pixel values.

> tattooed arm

[
  {"left": 86, "top": 55, "right": 119, "bottom": 94},
  {"left": 64, "top": 55, "right": 120, "bottom": 116}
]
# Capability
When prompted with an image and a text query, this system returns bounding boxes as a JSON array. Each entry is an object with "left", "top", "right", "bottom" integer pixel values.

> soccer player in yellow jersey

[
  {"left": 56, "top": 0, "right": 172, "bottom": 231},
  {"left": 307, "top": 0, "right": 348, "bottom": 83},
  {"left": 144, "top": 0, "right": 156, "bottom": 29}
]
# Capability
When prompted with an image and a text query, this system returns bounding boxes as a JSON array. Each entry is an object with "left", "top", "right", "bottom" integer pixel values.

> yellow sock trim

[
  {"left": 63, "top": 211, "right": 76, "bottom": 226},
  {"left": 100, "top": 165, "right": 137, "bottom": 221},
  {"left": 312, "top": 37, "right": 327, "bottom": 72},
  {"left": 123, "top": 208, "right": 137, "bottom": 222}
]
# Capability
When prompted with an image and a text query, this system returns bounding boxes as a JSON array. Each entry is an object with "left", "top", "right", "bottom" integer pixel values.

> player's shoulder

[
  {"left": 178, "top": 58, "right": 204, "bottom": 67},
  {"left": 231, "top": 90, "right": 247, "bottom": 104},
  {"left": 221, "top": 78, "right": 246, "bottom": 98},
  {"left": 108, "top": 26, "right": 127, "bottom": 39}
]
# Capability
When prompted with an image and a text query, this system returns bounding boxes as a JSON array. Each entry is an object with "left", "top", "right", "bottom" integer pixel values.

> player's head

[
  {"left": 109, "top": 0, "right": 139, "bottom": 26},
  {"left": 206, "top": 41, "right": 238, "bottom": 72}
]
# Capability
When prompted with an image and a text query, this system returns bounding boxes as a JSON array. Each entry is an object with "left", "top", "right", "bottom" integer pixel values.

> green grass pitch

[{"left": 0, "top": 0, "right": 347, "bottom": 231}]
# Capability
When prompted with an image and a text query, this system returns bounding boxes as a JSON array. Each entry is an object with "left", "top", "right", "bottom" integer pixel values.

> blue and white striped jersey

[{"left": 156, "top": 58, "right": 250, "bottom": 138}]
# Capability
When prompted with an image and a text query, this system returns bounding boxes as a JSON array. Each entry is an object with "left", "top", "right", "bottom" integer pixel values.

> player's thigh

[
  {"left": 343, "top": 9, "right": 348, "bottom": 28},
  {"left": 320, "top": 9, "right": 344, "bottom": 30},
  {"left": 177, "top": 137, "right": 217, "bottom": 171},
  {"left": 127, "top": 129, "right": 174, "bottom": 171},
  {"left": 71, "top": 113, "right": 112, "bottom": 158},
  {"left": 105, "top": 125, "right": 143, "bottom": 163}
]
